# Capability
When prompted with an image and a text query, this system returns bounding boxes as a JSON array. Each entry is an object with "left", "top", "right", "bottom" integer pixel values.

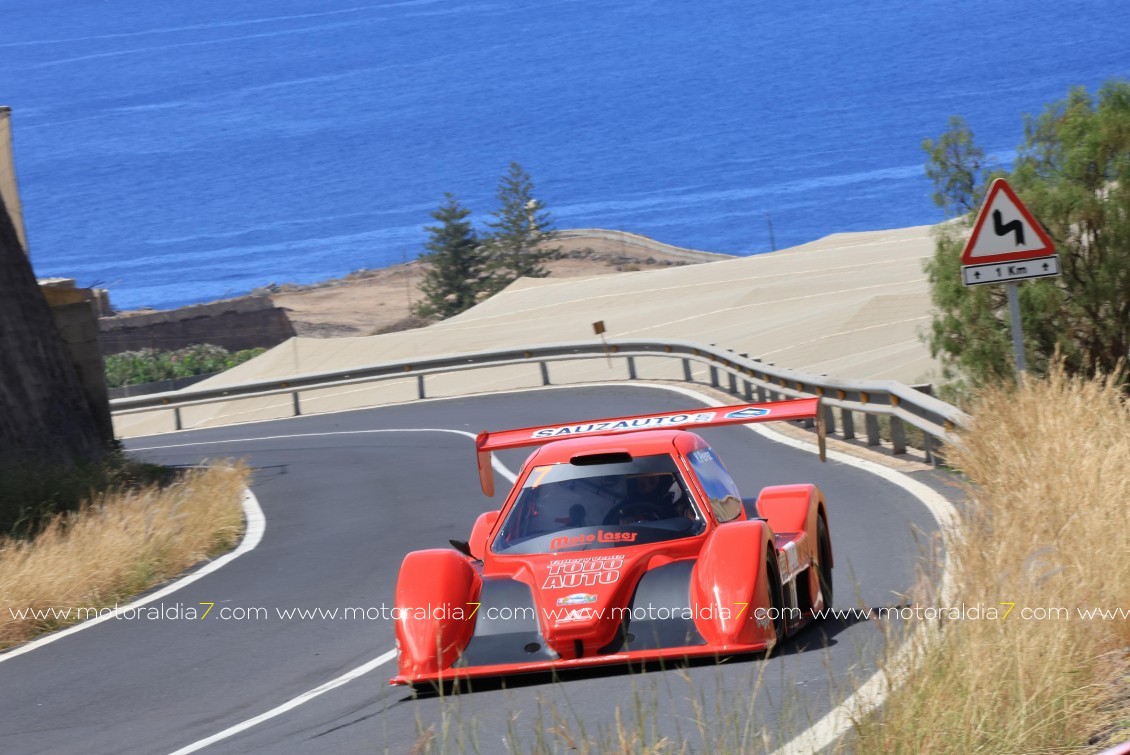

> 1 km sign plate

[{"left": 961, "top": 255, "right": 1059, "bottom": 286}]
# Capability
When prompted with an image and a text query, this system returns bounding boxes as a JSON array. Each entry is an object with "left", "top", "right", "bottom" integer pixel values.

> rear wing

[{"left": 475, "top": 398, "right": 825, "bottom": 496}]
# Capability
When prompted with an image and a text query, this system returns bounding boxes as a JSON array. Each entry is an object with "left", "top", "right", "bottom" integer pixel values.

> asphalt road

[{"left": 0, "top": 385, "right": 959, "bottom": 753}]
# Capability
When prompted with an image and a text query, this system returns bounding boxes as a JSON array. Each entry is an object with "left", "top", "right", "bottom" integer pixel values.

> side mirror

[{"left": 469, "top": 510, "right": 500, "bottom": 561}]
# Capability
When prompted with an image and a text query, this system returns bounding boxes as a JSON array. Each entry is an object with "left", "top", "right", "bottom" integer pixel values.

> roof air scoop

[{"left": 570, "top": 451, "right": 633, "bottom": 466}]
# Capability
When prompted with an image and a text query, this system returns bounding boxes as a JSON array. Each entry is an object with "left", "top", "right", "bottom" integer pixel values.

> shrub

[{"left": 104, "top": 344, "right": 266, "bottom": 388}]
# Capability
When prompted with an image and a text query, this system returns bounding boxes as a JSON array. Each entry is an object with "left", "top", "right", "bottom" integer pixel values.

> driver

[
  {"left": 527, "top": 483, "right": 588, "bottom": 536},
  {"left": 617, "top": 474, "right": 694, "bottom": 524}
]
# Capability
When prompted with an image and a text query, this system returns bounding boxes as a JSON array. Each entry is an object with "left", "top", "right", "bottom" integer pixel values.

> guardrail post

[
  {"left": 709, "top": 366, "right": 719, "bottom": 388},
  {"left": 743, "top": 380, "right": 753, "bottom": 401},
  {"left": 174, "top": 406, "right": 183, "bottom": 432},
  {"left": 292, "top": 391, "right": 302, "bottom": 417},
  {"left": 540, "top": 361, "right": 551, "bottom": 386},
  {"left": 627, "top": 356, "right": 637, "bottom": 380},
  {"left": 865, "top": 414, "right": 881, "bottom": 446},
  {"left": 890, "top": 417, "right": 907, "bottom": 455},
  {"left": 682, "top": 358, "right": 693, "bottom": 383},
  {"left": 922, "top": 431, "right": 936, "bottom": 466},
  {"left": 822, "top": 404, "right": 836, "bottom": 435},
  {"left": 841, "top": 409, "right": 855, "bottom": 440},
  {"left": 930, "top": 438, "right": 948, "bottom": 467},
  {"left": 756, "top": 385, "right": 767, "bottom": 403},
  {"left": 417, "top": 374, "right": 426, "bottom": 400},
  {"left": 728, "top": 372, "right": 738, "bottom": 394}
]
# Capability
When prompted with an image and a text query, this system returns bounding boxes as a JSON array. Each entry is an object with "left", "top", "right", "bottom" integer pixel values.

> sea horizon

[{"left": 3, "top": 0, "right": 1128, "bottom": 310}]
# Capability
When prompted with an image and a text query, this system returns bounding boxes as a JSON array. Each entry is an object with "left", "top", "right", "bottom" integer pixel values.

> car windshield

[{"left": 491, "top": 454, "right": 706, "bottom": 555}]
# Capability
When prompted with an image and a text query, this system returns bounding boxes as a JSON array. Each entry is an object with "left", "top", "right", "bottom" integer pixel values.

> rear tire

[{"left": 817, "top": 515, "right": 833, "bottom": 609}]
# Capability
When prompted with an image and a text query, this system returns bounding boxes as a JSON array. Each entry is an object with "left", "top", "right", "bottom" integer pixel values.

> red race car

[{"left": 391, "top": 398, "right": 832, "bottom": 686}]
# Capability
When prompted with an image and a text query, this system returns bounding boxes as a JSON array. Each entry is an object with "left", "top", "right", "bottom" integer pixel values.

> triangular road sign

[{"left": 961, "top": 178, "right": 1056, "bottom": 265}]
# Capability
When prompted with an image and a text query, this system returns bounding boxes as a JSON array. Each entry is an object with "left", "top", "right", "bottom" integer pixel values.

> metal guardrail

[{"left": 110, "top": 339, "right": 967, "bottom": 462}]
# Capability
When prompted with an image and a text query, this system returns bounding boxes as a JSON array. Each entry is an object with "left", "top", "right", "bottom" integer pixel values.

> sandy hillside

[{"left": 265, "top": 230, "right": 732, "bottom": 337}]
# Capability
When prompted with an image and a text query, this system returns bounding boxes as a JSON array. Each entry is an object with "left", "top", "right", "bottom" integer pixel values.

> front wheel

[
  {"left": 766, "top": 553, "right": 786, "bottom": 645},
  {"left": 817, "top": 515, "right": 833, "bottom": 609}
]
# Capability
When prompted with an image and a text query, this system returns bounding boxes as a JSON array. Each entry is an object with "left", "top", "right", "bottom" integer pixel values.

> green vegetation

[
  {"left": 479, "top": 161, "right": 559, "bottom": 295},
  {"left": 0, "top": 449, "right": 173, "bottom": 537},
  {"left": 103, "top": 343, "right": 266, "bottom": 388},
  {"left": 411, "top": 162, "right": 559, "bottom": 320},
  {"left": 923, "top": 80, "right": 1130, "bottom": 397},
  {"left": 411, "top": 194, "right": 487, "bottom": 320}
]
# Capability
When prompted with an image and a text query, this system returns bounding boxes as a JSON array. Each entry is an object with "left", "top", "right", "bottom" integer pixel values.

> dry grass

[
  {"left": 854, "top": 368, "right": 1130, "bottom": 753},
  {"left": 0, "top": 462, "right": 248, "bottom": 648}
]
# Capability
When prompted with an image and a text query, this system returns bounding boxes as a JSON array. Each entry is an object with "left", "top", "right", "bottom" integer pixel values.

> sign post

[
  {"left": 592, "top": 320, "right": 610, "bottom": 366},
  {"left": 1005, "top": 283, "right": 1026, "bottom": 373},
  {"left": 960, "top": 178, "right": 1058, "bottom": 376}
]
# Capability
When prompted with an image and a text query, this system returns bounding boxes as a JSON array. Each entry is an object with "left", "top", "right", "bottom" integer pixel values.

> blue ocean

[{"left": 2, "top": 0, "right": 1127, "bottom": 310}]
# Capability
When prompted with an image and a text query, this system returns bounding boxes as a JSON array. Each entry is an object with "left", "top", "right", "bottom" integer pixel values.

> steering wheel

[{"left": 604, "top": 503, "right": 661, "bottom": 525}]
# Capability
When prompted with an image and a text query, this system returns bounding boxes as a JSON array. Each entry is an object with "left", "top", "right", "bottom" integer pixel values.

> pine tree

[
  {"left": 923, "top": 81, "right": 1130, "bottom": 393},
  {"left": 411, "top": 194, "right": 486, "bottom": 320},
  {"left": 480, "top": 162, "right": 559, "bottom": 295}
]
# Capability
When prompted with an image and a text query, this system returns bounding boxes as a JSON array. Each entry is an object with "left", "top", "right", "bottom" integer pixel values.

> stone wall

[
  {"left": 0, "top": 200, "right": 106, "bottom": 465},
  {"left": 98, "top": 295, "right": 296, "bottom": 356}
]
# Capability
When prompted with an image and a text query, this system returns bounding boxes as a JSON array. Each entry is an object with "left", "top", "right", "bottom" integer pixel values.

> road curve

[{"left": 0, "top": 386, "right": 960, "bottom": 753}]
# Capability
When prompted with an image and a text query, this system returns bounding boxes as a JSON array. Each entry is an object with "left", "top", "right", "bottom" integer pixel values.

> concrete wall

[
  {"left": 108, "top": 372, "right": 217, "bottom": 399},
  {"left": 0, "top": 107, "right": 27, "bottom": 255},
  {"left": 47, "top": 299, "right": 115, "bottom": 442},
  {"left": 98, "top": 295, "right": 296, "bottom": 356}
]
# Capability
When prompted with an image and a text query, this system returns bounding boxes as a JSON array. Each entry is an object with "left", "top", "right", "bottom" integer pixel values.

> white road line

[
  {"left": 0, "top": 487, "right": 266, "bottom": 665},
  {"left": 155, "top": 428, "right": 518, "bottom": 755},
  {"left": 615, "top": 280, "right": 924, "bottom": 337},
  {"left": 167, "top": 649, "right": 399, "bottom": 755},
  {"left": 450, "top": 256, "right": 929, "bottom": 328},
  {"left": 133, "top": 428, "right": 520, "bottom": 487},
  {"left": 133, "top": 427, "right": 486, "bottom": 452},
  {"left": 162, "top": 388, "right": 956, "bottom": 754},
  {"left": 754, "top": 315, "right": 932, "bottom": 358}
]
